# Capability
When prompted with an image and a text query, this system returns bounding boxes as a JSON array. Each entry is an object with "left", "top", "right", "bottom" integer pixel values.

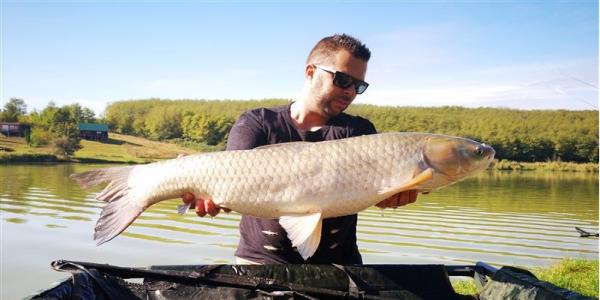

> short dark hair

[{"left": 306, "top": 33, "right": 371, "bottom": 65}]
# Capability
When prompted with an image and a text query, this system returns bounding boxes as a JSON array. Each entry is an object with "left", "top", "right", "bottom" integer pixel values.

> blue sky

[{"left": 2, "top": 1, "right": 598, "bottom": 116}]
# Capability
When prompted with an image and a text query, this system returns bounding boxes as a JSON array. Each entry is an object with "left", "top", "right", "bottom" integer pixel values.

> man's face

[{"left": 308, "top": 50, "right": 368, "bottom": 118}]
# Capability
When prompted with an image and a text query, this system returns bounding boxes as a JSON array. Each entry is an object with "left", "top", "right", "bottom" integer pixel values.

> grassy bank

[
  {"left": 0, "top": 133, "right": 194, "bottom": 164},
  {"left": 452, "top": 258, "right": 599, "bottom": 298}
]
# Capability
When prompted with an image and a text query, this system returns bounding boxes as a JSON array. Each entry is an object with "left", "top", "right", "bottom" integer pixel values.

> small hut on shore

[
  {"left": 78, "top": 123, "right": 109, "bottom": 142},
  {"left": 0, "top": 122, "right": 30, "bottom": 137}
]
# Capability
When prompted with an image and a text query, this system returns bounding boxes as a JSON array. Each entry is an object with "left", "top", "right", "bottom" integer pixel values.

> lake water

[{"left": 1, "top": 164, "right": 598, "bottom": 298}]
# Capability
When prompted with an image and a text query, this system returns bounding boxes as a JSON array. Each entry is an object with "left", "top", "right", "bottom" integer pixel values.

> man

[{"left": 182, "top": 33, "right": 417, "bottom": 264}]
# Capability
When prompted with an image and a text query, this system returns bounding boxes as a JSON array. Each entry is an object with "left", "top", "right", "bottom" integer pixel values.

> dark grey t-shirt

[{"left": 227, "top": 103, "right": 376, "bottom": 264}]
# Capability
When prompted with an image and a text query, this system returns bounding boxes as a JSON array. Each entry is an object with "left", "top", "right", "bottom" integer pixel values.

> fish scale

[{"left": 71, "top": 132, "right": 495, "bottom": 260}]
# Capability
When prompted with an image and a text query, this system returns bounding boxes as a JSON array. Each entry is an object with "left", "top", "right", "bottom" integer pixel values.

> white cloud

[
  {"left": 358, "top": 77, "right": 597, "bottom": 110},
  {"left": 358, "top": 84, "right": 515, "bottom": 107}
]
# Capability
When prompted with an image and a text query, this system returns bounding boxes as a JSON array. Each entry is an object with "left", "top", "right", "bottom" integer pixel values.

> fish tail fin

[
  {"left": 72, "top": 165, "right": 146, "bottom": 244},
  {"left": 71, "top": 166, "right": 134, "bottom": 202},
  {"left": 94, "top": 195, "right": 146, "bottom": 245}
]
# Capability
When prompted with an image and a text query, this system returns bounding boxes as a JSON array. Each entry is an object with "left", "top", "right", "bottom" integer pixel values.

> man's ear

[{"left": 305, "top": 64, "right": 316, "bottom": 79}]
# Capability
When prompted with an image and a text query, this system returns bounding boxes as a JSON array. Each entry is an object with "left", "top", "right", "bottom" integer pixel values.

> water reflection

[{"left": 1, "top": 164, "right": 598, "bottom": 298}]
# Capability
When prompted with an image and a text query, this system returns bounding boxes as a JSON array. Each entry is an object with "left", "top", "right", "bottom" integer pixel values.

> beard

[{"left": 318, "top": 95, "right": 352, "bottom": 118}]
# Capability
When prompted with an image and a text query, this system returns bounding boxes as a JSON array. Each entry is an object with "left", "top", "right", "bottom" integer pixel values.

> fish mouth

[{"left": 478, "top": 143, "right": 496, "bottom": 161}]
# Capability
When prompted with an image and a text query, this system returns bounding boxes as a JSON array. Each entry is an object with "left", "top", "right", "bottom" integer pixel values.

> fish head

[{"left": 422, "top": 135, "right": 495, "bottom": 187}]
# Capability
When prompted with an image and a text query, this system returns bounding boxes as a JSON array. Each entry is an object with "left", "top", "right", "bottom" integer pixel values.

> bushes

[
  {"left": 181, "top": 113, "right": 234, "bottom": 145},
  {"left": 54, "top": 137, "right": 82, "bottom": 159},
  {"left": 27, "top": 128, "right": 53, "bottom": 147}
]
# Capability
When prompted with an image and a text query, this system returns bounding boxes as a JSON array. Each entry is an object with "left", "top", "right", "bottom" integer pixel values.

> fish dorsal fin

[
  {"left": 279, "top": 212, "right": 323, "bottom": 260},
  {"left": 377, "top": 168, "right": 434, "bottom": 198},
  {"left": 254, "top": 141, "right": 311, "bottom": 150}
]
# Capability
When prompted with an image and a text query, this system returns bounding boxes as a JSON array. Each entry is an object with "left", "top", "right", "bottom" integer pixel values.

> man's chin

[
  {"left": 319, "top": 100, "right": 347, "bottom": 118},
  {"left": 323, "top": 106, "right": 345, "bottom": 118}
]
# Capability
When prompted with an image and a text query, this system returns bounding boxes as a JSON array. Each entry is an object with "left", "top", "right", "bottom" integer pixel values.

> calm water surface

[{"left": 1, "top": 164, "right": 598, "bottom": 298}]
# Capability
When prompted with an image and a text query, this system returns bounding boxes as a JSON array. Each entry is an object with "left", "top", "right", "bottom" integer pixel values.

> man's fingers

[
  {"left": 182, "top": 192, "right": 195, "bottom": 205},
  {"left": 375, "top": 198, "right": 387, "bottom": 208},
  {"left": 409, "top": 190, "right": 417, "bottom": 203},
  {"left": 376, "top": 196, "right": 395, "bottom": 208},
  {"left": 195, "top": 199, "right": 207, "bottom": 217},
  {"left": 376, "top": 190, "right": 418, "bottom": 209},
  {"left": 399, "top": 192, "right": 409, "bottom": 206},
  {"left": 187, "top": 197, "right": 225, "bottom": 217},
  {"left": 182, "top": 192, "right": 196, "bottom": 209},
  {"left": 205, "top": 199, "right": 220, "bottom": 217}
]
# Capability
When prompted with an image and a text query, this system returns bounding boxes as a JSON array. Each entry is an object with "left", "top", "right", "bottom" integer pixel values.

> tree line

[
  {"left": 347, "top": 104, "right": 598, "bottom": 163},
  {"left": 103, "top": 98, "right": 598, "bottom": 163},
  {"left": 103, "top": 99, "right": 285, "bottom": 145},
  {"left": 2, "top": 98, "right": 597, "bottom": 163}
]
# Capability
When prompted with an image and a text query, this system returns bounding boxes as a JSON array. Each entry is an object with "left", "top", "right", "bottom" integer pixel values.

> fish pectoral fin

[
  {"left": 279, "top": 212, "right": 323, "bottom": 260},
  {"left": 176, "top": 202, "right": 192, "bottom": 215},
  {"left": 377, "top": 168, "right": 434, "bottom": 198}
]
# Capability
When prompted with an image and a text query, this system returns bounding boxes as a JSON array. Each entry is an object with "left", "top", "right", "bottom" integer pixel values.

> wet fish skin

[{"left": 71, "top": 132, "right": 495, "bottom": 259}]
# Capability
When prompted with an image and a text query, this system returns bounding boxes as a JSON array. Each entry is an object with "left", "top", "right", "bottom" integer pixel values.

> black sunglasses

[{"left": 313, "top": 64, "right": 369, "bottom": 94}]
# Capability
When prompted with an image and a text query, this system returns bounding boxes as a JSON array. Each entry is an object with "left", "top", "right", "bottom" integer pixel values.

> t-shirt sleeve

[
  {"left": 353, "top": 117, "right": 377, "bottom": 136},
  {"left": 226, "top": 111, "right": 266, "bottom": 151}
]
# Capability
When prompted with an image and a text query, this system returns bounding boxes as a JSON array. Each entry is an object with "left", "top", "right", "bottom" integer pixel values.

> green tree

[
  {"left": 51, "top": 106, "right": 79, "bottom": 138},
  {"left": 145, "top": 106, "right": 182, "bottom": 140},
  {"left": 64, "top": 103, "right": 96, "bottom": 123},
  {"left": 1, "top": 98, "right": 27, "bottom": 122},
  {"left": 182, "top": 113, "right": 234, "bottom": 145},
  {"left": 54, "top": 137, "right": 82, "bottom": 160},
  {"left": 81, "top": 107, "right": 96, "bottom": 123},
  {"left": 25, "top": 103, "right": 82, "bottom": 154},
  {"left": 50, "top": 106, "right": 81, "bottom": 157}
]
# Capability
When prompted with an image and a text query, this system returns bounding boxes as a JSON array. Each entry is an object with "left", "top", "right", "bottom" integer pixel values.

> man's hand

[
  {"left": 376, "top": 190, "right": 417, "bottom": 209},
  {"left": 176, "top": 154, "right": 230, "bottom": 217},
  {"left": 182, "top": 192, "right": 231, "bottom": 217}
]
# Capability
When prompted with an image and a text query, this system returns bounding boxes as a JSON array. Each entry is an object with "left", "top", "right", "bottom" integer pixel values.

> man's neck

[{"left": 289, "top": 101, "right": 328, "bottom": 132}]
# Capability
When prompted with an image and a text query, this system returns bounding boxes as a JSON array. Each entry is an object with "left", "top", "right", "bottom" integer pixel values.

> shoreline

[
  {"left": 490, "top": 159, "right": 598, "bottom": 172},
  {"left": 0, "top": 153, "right": 141, "bottom": 164}
]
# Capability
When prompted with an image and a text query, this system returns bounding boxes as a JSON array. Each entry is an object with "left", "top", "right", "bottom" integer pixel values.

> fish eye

[{"left": 474, "top": 146, "right": 484, "bottom": 156}]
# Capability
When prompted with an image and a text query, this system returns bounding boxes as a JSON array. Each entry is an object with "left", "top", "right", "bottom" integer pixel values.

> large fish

[{"left": 71, "top": 132, "right": 495, "bottom": 259}]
